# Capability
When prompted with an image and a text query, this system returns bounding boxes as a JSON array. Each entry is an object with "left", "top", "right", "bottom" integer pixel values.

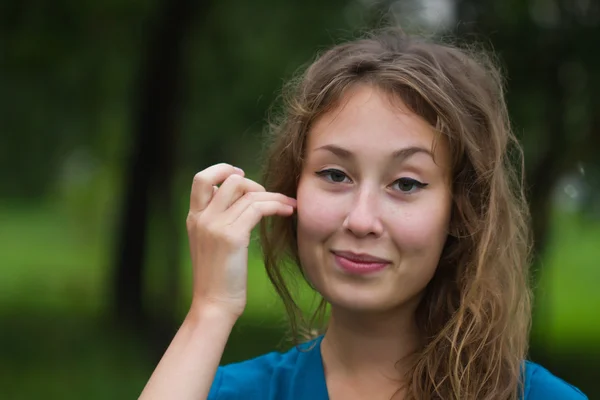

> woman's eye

[
  {"left": 316, "top": 169, "right": 350, "bottom": 183},
  {"left": 391, "top": 177, "right": 428, "bottom": 193}
]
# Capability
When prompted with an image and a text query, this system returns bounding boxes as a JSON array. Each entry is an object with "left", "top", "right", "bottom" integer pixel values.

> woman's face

[{"left": 296, "top": 84, "right": 452, "bottom": 313}]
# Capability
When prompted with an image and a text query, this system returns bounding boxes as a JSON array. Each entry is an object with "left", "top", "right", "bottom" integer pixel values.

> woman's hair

[{"left": 259, "top": 28, "right": 532, "bottom": 400}]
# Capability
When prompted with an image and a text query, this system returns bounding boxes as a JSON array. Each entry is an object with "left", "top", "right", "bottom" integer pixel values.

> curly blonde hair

[{"left": 259, "top": 29, "right": 532, "bottom": 400}]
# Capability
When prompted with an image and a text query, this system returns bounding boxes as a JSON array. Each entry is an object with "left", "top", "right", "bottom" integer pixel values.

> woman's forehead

[{"left": 305, "top": 85, "right": 450, "bottom": 166}]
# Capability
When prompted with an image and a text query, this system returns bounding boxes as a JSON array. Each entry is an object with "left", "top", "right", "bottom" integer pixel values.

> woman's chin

[
  {"left": 316, "top": 279, "right": 425, "bottom": 317},
  {"left": 324, "top": 290, "right": 404, "bottom": 315}
]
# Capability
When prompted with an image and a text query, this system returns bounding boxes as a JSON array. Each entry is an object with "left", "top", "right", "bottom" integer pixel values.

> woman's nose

[{"left": 342, "top": 189, "right": 384, "bottom": 238}]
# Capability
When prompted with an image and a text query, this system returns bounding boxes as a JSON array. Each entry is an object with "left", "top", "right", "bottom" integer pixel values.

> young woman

[{"left": 139, "top": 30, "right": 587, "bottom": 399}]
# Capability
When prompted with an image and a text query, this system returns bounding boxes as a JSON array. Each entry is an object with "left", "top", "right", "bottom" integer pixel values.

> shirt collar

[{"left": 292, "top": 335, "right": 329, "bottom": 399}]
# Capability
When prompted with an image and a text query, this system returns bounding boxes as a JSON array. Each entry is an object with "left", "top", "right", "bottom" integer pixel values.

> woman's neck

[{"left": 320, "top": 301, "right": 422, "bottom": 384}]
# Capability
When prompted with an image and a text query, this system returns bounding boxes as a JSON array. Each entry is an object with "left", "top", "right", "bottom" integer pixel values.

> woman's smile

[{"left": 330, "top": 250, "right": 392, "bottom": 275}]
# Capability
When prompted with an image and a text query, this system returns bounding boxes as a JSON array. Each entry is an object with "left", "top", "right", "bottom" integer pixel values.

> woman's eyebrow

[{"left": 314, "top": 144, "right": 434, "bottom": 162}]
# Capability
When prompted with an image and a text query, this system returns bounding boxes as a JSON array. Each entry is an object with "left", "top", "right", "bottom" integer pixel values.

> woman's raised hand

[{"left": 186, "top": 163, "right": 296, "bottom": 320}]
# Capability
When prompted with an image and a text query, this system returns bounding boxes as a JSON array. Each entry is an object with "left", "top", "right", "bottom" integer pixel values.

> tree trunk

[{"left": 112, "top": 0, "right": 196, "bottom": 329}]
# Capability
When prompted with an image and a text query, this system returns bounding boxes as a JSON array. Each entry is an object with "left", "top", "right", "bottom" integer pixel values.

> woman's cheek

[
  {"left": 386, "top": 200, "right": 450, "bottom": 251},
  {"left": 297, "top": 188, "right": 345, "bottom": 237}
]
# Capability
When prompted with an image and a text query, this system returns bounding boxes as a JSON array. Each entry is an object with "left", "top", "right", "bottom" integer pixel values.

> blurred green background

[{"left": 1, "top": 0, "right": 599, "bottom": 398}]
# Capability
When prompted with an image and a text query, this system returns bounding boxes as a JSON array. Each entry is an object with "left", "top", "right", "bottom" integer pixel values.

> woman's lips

[{"left": 331, "top": 250, "right": 391, "bottom": 275}]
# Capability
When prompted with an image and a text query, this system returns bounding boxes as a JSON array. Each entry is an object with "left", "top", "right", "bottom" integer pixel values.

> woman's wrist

[{"left": 187, "top": 300, "right": 240, "bottom": 331}]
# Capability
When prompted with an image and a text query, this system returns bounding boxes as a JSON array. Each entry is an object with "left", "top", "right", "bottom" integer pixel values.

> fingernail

[{"left": 234, "top": 167, "right": 244, "bottom": 175}]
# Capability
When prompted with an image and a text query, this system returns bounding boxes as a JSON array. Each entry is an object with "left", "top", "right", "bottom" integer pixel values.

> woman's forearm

[{"left": 139, "top": 305, "right": 237, "bottom": 400}]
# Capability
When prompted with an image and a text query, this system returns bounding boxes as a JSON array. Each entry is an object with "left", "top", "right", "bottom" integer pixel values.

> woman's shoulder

[
  {"left": 208, "top": 337, "right": 324, "bottom": 400},
  {"left": 524, "top": 361, "right": 588, "bottom": 400}
]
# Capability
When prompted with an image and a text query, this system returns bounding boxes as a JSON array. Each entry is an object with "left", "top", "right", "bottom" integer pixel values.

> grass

[
  {"left": 0, "top": 201, "right": 598, "bottom": 398},
  {"left": 533, "top": 212, "right": 600, "bottom": 345}
]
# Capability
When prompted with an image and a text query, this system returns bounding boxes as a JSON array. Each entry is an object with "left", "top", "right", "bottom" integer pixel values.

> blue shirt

[{"left": 208, "top": 336, "right": 587, "bottom": 399}]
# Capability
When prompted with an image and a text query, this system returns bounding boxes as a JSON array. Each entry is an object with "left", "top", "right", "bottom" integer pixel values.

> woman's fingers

[
  {"left": 189, "top": 164, "right": 244, "bottom": 213},
  {"left": 231, "top": 200, "right": 295, "bottom": 233},
  {"left": 224, "top": 191, "right": 296, "bottom": 224},
  {"left": 205, "top": 174, "right": 266, "bottom": 213},
  {"left": 188, "top": 164, "right": 295, "bottom": 241}
]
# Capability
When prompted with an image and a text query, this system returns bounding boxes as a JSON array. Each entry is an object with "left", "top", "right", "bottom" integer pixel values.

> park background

[{"left": 1, "top": 0, "right": 599, "bottom": 398}]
